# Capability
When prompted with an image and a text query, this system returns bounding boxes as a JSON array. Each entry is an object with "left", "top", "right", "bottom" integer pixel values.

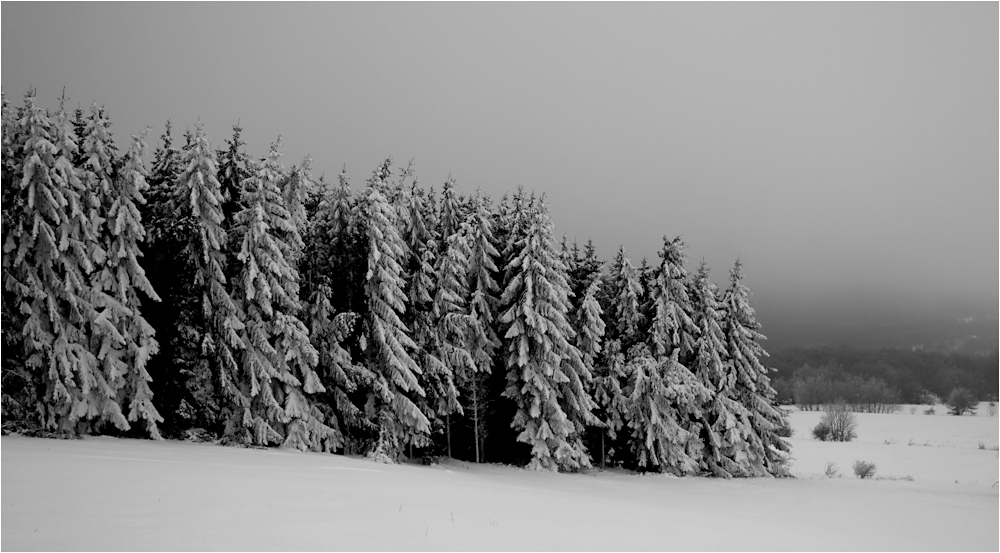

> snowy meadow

[{"left": 3, "top": 403, "right": 996, "bottom": 551}]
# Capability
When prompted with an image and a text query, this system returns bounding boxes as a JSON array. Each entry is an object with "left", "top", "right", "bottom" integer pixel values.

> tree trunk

[
  {"left": 473, "top": 384, "right": 480, "bottom": 463},
  {"left": 601, "top": 432, "right": 605, "bottom": 468},
  {"left": 446, "top": 413, "right": 451, "bottom": 458}
]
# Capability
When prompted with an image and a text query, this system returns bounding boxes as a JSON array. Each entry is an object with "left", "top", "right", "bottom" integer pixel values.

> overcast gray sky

[{"left": 3, "top": 2, "right": 996, "bottom": 347}]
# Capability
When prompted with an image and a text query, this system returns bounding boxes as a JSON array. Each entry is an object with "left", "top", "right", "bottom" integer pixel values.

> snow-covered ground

[{"left": 3, "top": 404, "right": 997, "bottom": 551}]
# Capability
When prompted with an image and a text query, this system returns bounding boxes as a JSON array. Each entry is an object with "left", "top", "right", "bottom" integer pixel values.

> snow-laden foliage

[
  {"left": 625, "top": 348, "right": 711, "bottom": 475},
  {"left": 4, "top": 93, "right": 109, "bottom": 432},
  {"left": 499, "top": 198, "right": 597, "bottom": 471},
  {"left": 690, "top": 261, "right": 761, "bottom": 477},
  {"left": 721, "top": 259, "right": 790, "bottom": 476},
  {"left": 231, "top": 139, "right": 335, "bottom": 450},
  {"left": 647, "top": 237, "right": 698, "bottom": 360},
  {"left": 173, "top": 122, "right": 249, "bottom": 440},
  {"left": 607, "top": 245, "right": 643, "bottom": 347},
  {"left": 360, "top": 160, "right": 430, "bottom": 456},
  {"left": 97, "top": 123, "right": 164, "bottom": 438}
]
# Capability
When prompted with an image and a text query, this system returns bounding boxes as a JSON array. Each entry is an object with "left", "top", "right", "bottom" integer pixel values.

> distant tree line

[
  {"left": 769, "top": 346, "right": 999, "bottom": 406},
  {"left": 1, "top": 90, "right": 790, "bottom": 476}
]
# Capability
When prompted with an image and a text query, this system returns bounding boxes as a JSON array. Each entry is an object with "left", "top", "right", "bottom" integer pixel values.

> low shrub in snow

[
  {"left": 824, "top": 462, "right": 839, "bottom": 478},
  {"left": 852, "top": 460, "right": 877, "bottom": 479},
  {"left": 812, "top": 403, "right": 857, "bottom": 442},
  {"left": 945, "top": 388, "right": 977, "bottom": 416}
]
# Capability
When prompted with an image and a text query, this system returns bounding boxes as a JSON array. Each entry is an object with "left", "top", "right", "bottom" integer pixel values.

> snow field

[{"left": 2, "top": 405, "right": 997, "bottom": 551}]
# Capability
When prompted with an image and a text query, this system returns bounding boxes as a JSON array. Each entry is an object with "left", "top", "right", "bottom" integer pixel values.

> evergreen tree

[
  {"left": 307, "top": 284, "right": 377, "bottom": 449},
  {"left": 80, "top": 105, "right": 164, "bottom": 438},
  {"left": 624, "top": 238, "right": 712, "bottom": 474},
  {"left": 647, "top": 237, "right": 698, "bottom": 361},
  {"left": 281, "top": 156, "right": 315, "bottom": 256},
  {"left": 5, "top": 92, "right": 110, "bottom": 432},
  {"left": 591, "top": 338, "right": 629, "bottom": 467},
  {"left": 216, "top": 124, "right": 250, "bottom": 226},
  {"left": 499, "top": 198, "right": 597, "bottom": 471},
  {"left": 462, "top": 191, "right": 500, "bottom": 462},
  {"left": 430, "top": 228, "right": 474, "bottom": 453},
  {"left": 360, "top": 159, "right": 429, "bottom": 458},
  {"left": 142, "top": 121, "right": 211, "bottom": 434},
  {"left": 173, "top": 122, "right": 248, "bottom": 441},
  {"left": 1, "top": 92, "right": 30, "bottom": 423},
  {"left": 439, "top": 176, "right": 462, "bottom": 240},
  {"left": 575, "top": 280, "right": 605, "bottom": 371},
  {"left": 624, "top": 348, "right": 708, "bottom": 474},
  {"left": 720, "top": 259, "right": 790, "bottom": 476},
  {"left": 232, "top": 138, "right": 335, "bottom": 450},
  {"left": 607, "top": 246, "right": 643, "bottom": 348},
  {"left": 690, "top": 261, "right": 758, "bottom": 477}
]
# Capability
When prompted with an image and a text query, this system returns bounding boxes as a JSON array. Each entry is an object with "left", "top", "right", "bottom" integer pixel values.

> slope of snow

[{"left": 2, "top": 407, "right": 997, "bottom": 551}]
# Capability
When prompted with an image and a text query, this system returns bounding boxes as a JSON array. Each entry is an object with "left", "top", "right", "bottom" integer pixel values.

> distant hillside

[
  {"left": 761, "top": 310, "right": 998, "bottom": 355},
  {"left": 767, "top": 345, "right": 998, "bottom": 403}
]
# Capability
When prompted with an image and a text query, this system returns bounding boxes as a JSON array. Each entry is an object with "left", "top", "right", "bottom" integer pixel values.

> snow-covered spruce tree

[
  {"left": 592, "top": 247, "right": 641, "bottom": 467},
  {"left": 216, "top": 125, "right": 251, "bottom": 226},
  {"left": 360, "top": 160, "right": 429, "bottom": 459},
  {"left": 306, "top": 283, "right": 378, "bottom": 449},
  {"left": 720, "top": 259, "right": 790, "bottom": 476},
  {"left": 624, "top": 347, "right": 708, "bottom": 474},
  {"left": 607, "top": 246, "right": 643, "bottom": 348},
  {"left": 80, "top": 104, "right": 164, "bottom": 438},
  {"left": 299, "top": 170, "right": 379, "bottom": 452},
  {"left": 647, "top": 237, "right": 699, "bottom": 361},
  {"left": 573, "top": 278, "right": 614, "bottom": 465},
  {"left": 499, "top": 197, "right": 598, "bottom": 471},
  {"left": 1, "top": 92, "right": 31, "bottom": 424},
  {"left": 568, "top": 239, "right": 603, "bottom": 308},
  {"left": 231, "top": 138, "right": 336, "bottom": 450},
  {"left": 398, "top": 179, "right": 458, "bottom": 455},
  {"left": 462, "top": 191, "right": 501, "bottom": 463},
  {"left": 4, "top": 92, "right": 113, "bottom": 432},
  {"left": 591, "top": 338, "right": 629, "bottom": 467},
  {"left": 623, "top": 237, "right": 711, "bottom": 474},
  {"left": 429, "top": 228, "right": 475, "bottom": 453},
  {"left": 690, "top": 261, "right": 761, "bottom": 477},
  {"left": 439, "top": 176, "right": 462, "bottom": 241},
  {"left": 172, "top": 122, "right": 249, "bottom": 441},
  {"left": 140, "top": 121, "right": 212, "bottom": 434},
  {"left": 575, "top": 280, "right": 605, "bottom": 378},
  {"left": 280, "top": 156, "right": 315, "bottom": 256}
]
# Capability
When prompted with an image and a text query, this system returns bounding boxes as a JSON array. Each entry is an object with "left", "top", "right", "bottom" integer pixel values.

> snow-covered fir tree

[
  {"left": 430, "top": 228, "right": 474, "bottom": 450},
  {"left": 173, "top": 122, "right": 248, "bottom": 441},
  {"left": 607, "top": 246, "right": 643, "bottom": 348},
  {"left": 439, "top": 175, "right": 462, "bottom": 240},
  {"left": 462, "top": 191, "right": 500, "bottom": 462},
  {"left": 281, "top": 156, "right": 315, "bottom": 257},
  {"left": 83, "top": 110, "right": 164, "bottom": 438},
  {"left": 231, "top": 138, "right": 335, "bottom": 450},
  {"left": 360, "top": 160, "right": 429, "bottom": 458},
  {"left": 690, "top": 261, "right": 760, "bottom": 477},
  {"left": 720, "top": 259, "right": 790, "bottom": 476},
  {"left": 499, "top": 197, "right": 597, "bottom": 471},
  {"left": 624, "top": 346, "right": 709, "bottom": 474},
  {"left": 647, "top": 237, "right": 698, "bottom": 361},
  {"left": 216, "top": 124, "right": 251, "bottom": 227},
  {"left": 5, "top": 93, "right": 108, "bottom": 432},
  {"left": 625, "top": 238, "right": 712, "bottom": 474},
  {"left": 590, "top": 338, "right": 629, "bottom": 467}
]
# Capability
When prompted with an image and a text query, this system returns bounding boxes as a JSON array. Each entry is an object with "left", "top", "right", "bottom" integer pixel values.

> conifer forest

[{"left": 0, "top": 90, "right": 790, "bottom": 476}]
